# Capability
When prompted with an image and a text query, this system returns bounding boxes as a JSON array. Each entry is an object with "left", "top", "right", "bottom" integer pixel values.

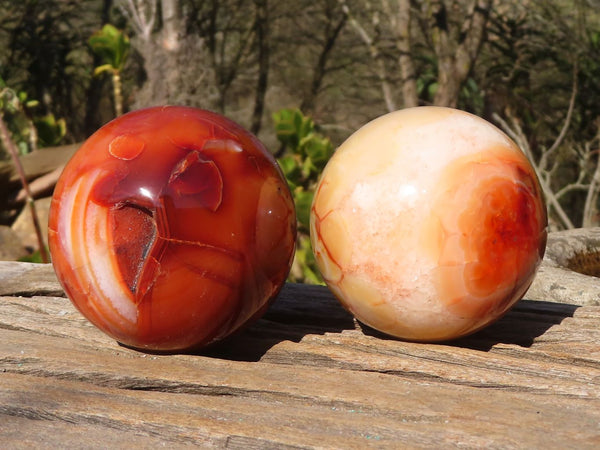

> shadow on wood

[
  {"left": 351, "top": 299, "right": 579, "bottom": 352},
  {"left": 454, "top": 300, "right": 579, "bottom": 351},
  {"left": 203, "top": 284, "right": 580, "bottom": 362},
  {"left": 201, "top": 283, "right": 356, "bottom": 362}
]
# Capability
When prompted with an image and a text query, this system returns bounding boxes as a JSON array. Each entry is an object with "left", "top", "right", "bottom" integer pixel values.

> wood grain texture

[
  {"left": 0, "top": 144, "right": 78, "bottom": 210},
  {"left": 1, "top": 263, "right": 599, "bottom": 448},
  {"left": 0, "top": 143, "right": 78, "bottom": 185}
]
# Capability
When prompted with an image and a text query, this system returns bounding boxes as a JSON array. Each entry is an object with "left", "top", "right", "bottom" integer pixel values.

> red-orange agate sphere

[
  {"left": 311, "top": 107, "right": 547, "bottom": 341},
  {"left": 49, "top": 106, "right": 296, "bottom": 351}
]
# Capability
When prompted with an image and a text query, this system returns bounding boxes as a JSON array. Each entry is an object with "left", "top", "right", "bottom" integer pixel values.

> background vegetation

[{"left": 1, "top": 0, "right": 599, "bottom": 278}]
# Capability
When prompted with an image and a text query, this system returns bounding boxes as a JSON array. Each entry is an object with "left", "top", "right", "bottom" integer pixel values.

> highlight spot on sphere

[{"left": 310, "top": 106, "right": 547, "bottom": 342}]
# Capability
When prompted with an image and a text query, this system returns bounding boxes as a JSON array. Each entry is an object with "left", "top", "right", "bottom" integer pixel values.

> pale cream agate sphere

[{"left": 310, "top": 106, "right": 547, "bottom": 341}]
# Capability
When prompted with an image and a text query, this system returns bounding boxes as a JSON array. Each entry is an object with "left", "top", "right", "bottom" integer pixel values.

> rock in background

[
  {"left": 11, "top": 197, "right": 51, "bottom": 253},
  {"left": 0, "top": 143, "right": 76, "bottom": 261},
  {"left": 527, "top": 228, "right": 600, "bottom": 306},
  {"left": 0, "top": 225, "right": 28, "bottom": 260}
]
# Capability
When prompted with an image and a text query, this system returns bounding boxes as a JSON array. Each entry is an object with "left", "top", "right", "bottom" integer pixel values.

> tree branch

[
  {"left": 389, "top": 0, "right": 418, "bottom": 107},
  {"left": 432, "top": 0, "right": 493, "bottom": 107},
  {"left": 0, "top": 114, "right": 49, "bottom": 262},
  {"left": 118, "top": 0, "right": 156, "bottom": 42},
  {"left": 250, "top": 0, "right": 270, "bottom": 134},
  {"left": 544, "top": 62, "right": 578, "bottom": 157},
  {"left": 493, "top": 111, "right": 575, "bottom": 230},
  {"left": 339, "top": 0, "right": 396, "bottom": 112},
  {"left": 300, "top": 3, "right": 348, "bottom": 114}
]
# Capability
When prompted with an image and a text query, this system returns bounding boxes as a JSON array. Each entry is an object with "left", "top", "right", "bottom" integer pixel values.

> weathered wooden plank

[
  {"left": 2, "top": 327, "right": 600, "bottom": 449},
  {"left": 0, "top": 143, "right": 78, "bottom": 185},
  {"left": 2, "top": 292, "right": 599, "bottom": 400},
  {"left": 0, "top": 144, "right": 78, "bottom": 212},
  {"left": 0, "top": 262, "right": 64, "bottom": 297},
  {"left": 2, "top": 413, "right": 193, "bottom": 449},
  {"left": 1, "top": 261, "right": 600, "bottom": 448}
]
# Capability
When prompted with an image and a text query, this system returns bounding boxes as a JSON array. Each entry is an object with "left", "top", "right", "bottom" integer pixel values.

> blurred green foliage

[
  {"left": 0, "top": 76, "right": 66, "bottom": 156},
  {"left": 274, "top": 108, "right": 335, "bottom": 284},
  {"left": 34, "top": 114, "right": 67, "bottom": 147},
  {"left": 88, "top": 24, "right": 130, "bottom": 76},
  {"left": 88, "top": 24, "right": 129, "bottom": 116},
  {"left": 18, "top": 247, "right": 50, "bottom": 263}
]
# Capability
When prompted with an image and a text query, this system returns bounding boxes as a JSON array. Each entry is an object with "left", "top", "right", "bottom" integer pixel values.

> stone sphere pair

[{"left": 49, "top": 106, "right": 546, "bottom": 351}]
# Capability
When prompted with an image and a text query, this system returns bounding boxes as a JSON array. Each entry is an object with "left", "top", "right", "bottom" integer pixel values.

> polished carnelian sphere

[
  {"left": 311, "top": 107, "right": 547, "bottom": 342},
  {"left": 49, "top": 106, "right": 296, "bottom": 351}
]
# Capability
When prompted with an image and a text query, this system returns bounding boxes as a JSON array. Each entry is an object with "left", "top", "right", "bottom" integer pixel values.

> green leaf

[
  {"left": 273, "top": 109, "right": 300, "bottom": 149},
  {"left": 89, "top": 24, "right": 130, "bottom": 71},
  {"left": 272, "top": 107, "right": 331, "bottom": 284},
  {"left": 294, "top": 188, "right": 314, "bottom": 230},
  {"left": 427, "top": 81, "right": 438, "bottom": 99},
  {"left": 294, "top": 246, "right": 322, "bottom": 284},
  {"left": 34, "top": 114, "right": 67, "bottom": 147},
  {"left": 277, "top": 154, "right": 298, "bottom": 175},
  {"left": 278, "top": 155, "right": 303, "bottom": 182},
  {"left": 24, "top": 99, "right": 39, "bottom": 109},
  {"left": 273, "top": 108, "right": 317, "bottom": 151},
  {"left": 296, "top": 112, "right": 314, "bottom": 140},
  {"left": 93, "top": 64, "right": 115, "bottom": 77},
  {"left": 295, "top": 235, "right": 323, "bottom": 284},
  {"left": 301, "top": 156, "right": 317, "bottom": 179},
  {"left": 274, "top": 123, "right": 298, "bottom": 148},
  {"left": 277, "top": 154, "right": 301, "bottom": 190},
  {"left": 302, "top": 135, "right": 334, "bottom": 170}
]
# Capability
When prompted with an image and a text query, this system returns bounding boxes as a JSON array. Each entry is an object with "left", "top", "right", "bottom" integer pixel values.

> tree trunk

[
  {"left": 161, "top": 0, "right": 181, "bottom": 51},
  {"left": 434, "top": 55, "right": 463, "bottom": 107},
  {"left": 396, "top": 0, "right": 418, "bottom": 108},
  {"left": 341, "top": 0, "right": 396, "bottom": 112},
  {"left": 430, "top": 0, "right": 492, "bottom": 107},
  {"left": 300, "top": 9, "right": 348, "bottom": 115},
  {"left": 205, "top": 0, "right": 254, "bottom": 115},
  {"left": 161, "top": 0, "right": 183, "bottom": 103},
  {"left": 250, "top": 0, "right": 269, "bottom": 134},
  {"left": 84, "top": 0, "right": 113, "bottom": 133}
]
